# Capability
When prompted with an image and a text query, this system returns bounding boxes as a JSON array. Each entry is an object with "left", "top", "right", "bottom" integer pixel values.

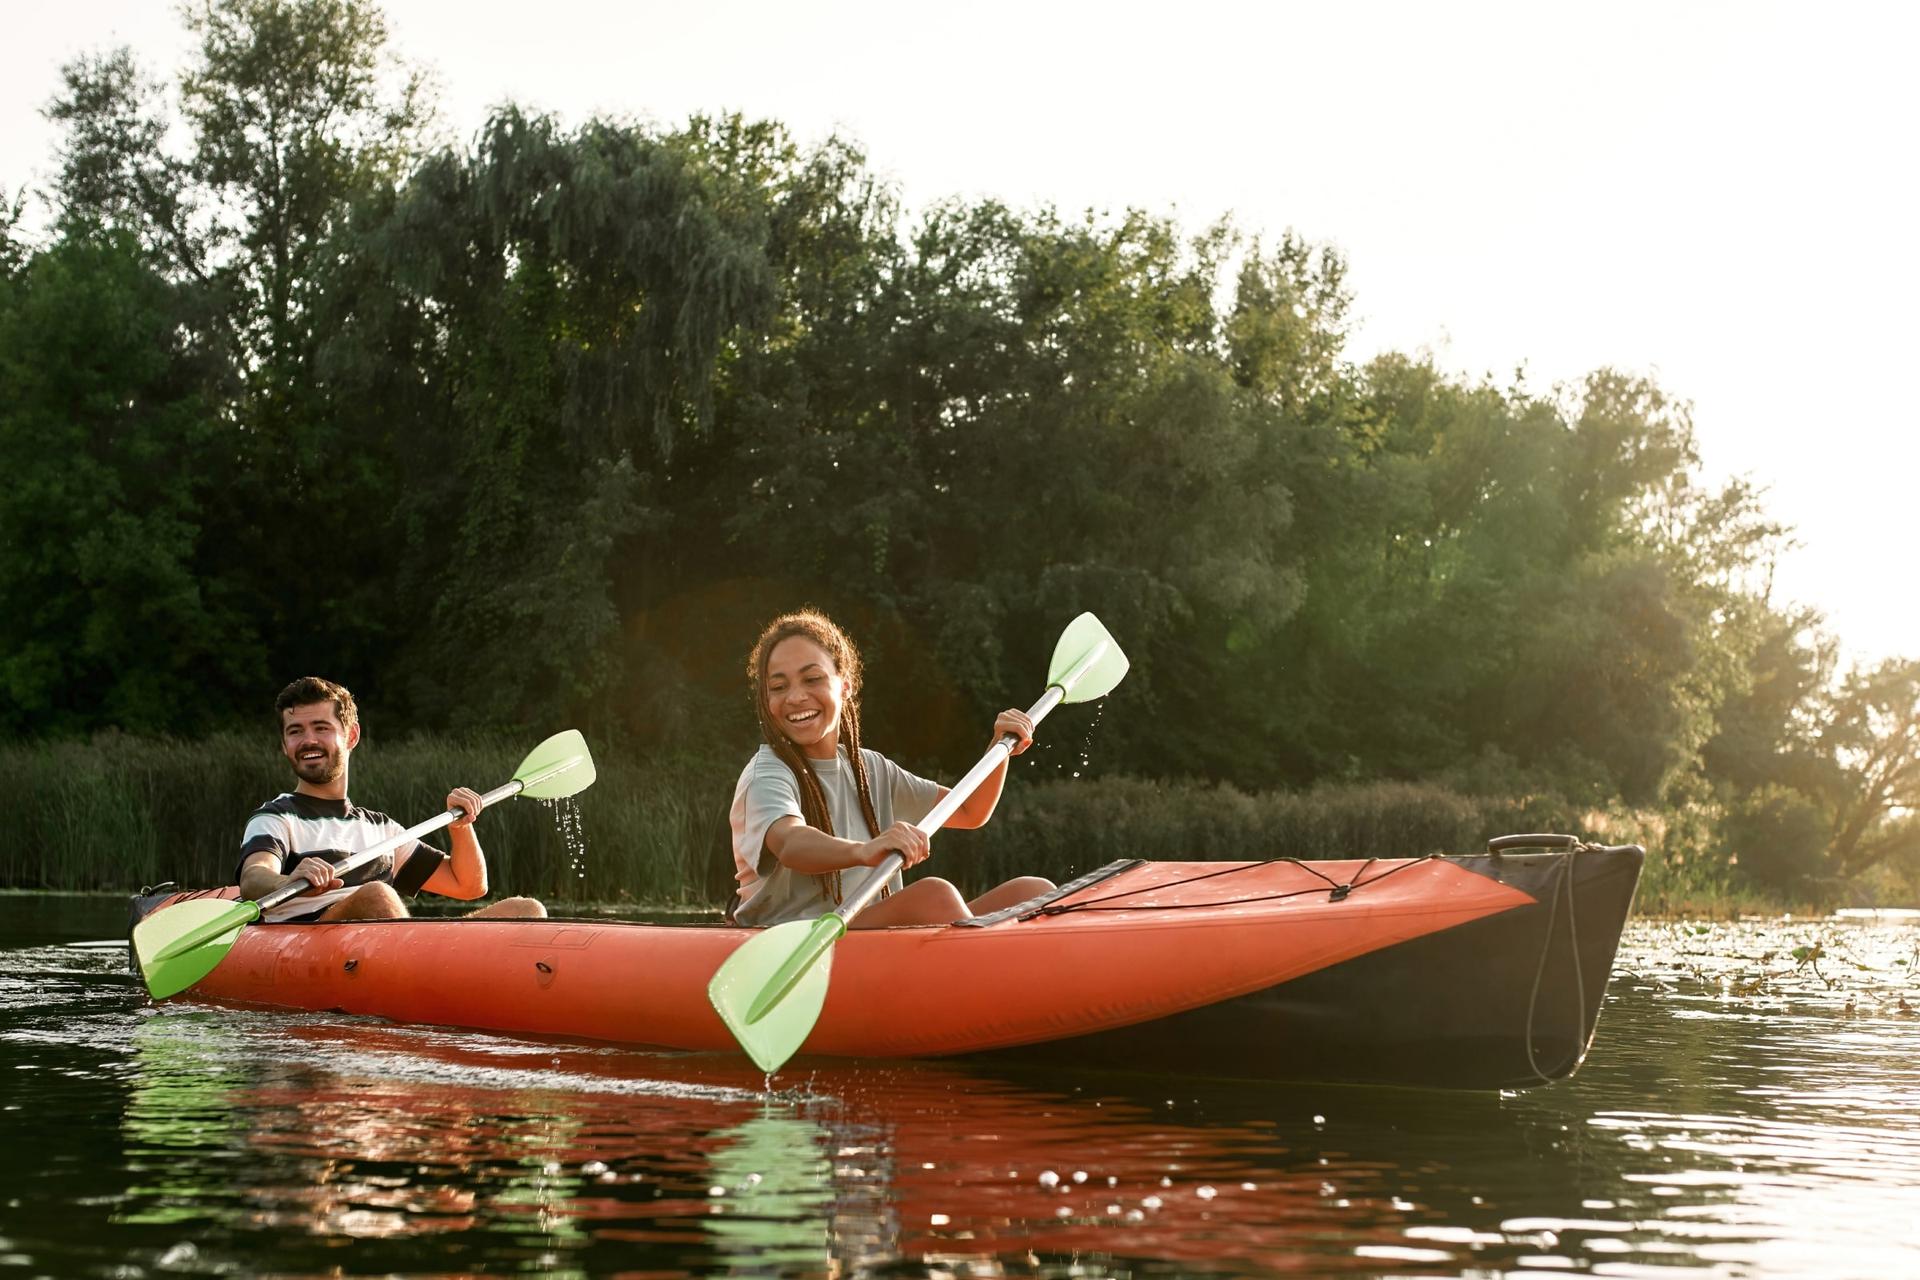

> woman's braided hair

[{"left": 747, "top": 609, "right": 883, "bottom": 905}]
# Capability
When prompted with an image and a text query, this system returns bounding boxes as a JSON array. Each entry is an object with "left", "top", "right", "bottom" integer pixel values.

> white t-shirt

[{"left": 729, "top": 744, "right": 943, "bottom": 926}]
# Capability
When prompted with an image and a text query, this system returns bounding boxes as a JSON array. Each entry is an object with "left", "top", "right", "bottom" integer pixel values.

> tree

[
  {"left": 1819, "top": 659, "right": 1920, "bottom": 879},
  {"left": 39, "top": 1, "right": 440, "bottom": 711},
  {"left": 50, "top": 2, "right": 432, "bottom": 381},
  {"left": 312, "top": 109, "right": 788, "bottom": 728},
  {"left": 0, "top": 231, "right": 255, "bottom": 733}
]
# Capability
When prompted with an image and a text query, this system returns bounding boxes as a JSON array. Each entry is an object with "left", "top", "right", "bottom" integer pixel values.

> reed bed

[
  {"left": 949, "top": 775, "right": 1641, "bottom": 888},
  {"left": 2, "top": 734, "right": 1692, "bottom": 910},
  {"left": 0, "top": 733, "right": 728, "bottom": 908}
]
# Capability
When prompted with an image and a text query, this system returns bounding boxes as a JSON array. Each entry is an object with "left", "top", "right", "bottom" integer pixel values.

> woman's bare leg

[
  {"left": 965, "top": 876, "right": 1056, "bottom": 916},
  {"left": 849, "top": 877, "right": 970, "bottom": 927}
]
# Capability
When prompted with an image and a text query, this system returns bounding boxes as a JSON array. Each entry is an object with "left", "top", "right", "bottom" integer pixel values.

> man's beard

[{"left": 293, "top": 750, "right": 345, "bottom": 785}]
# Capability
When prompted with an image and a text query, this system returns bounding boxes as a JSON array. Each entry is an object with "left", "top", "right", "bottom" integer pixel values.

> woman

[{"left": 729, "top": 608, "right": 1055, "bottom": 927}]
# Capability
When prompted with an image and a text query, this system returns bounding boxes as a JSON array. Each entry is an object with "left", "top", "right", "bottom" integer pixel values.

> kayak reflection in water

[
  {"left": 235, "top": 676, "right": 547, "bottom": 923},
  {"left": 729, "top": 609, "right": 1055, "bottom": 928}
]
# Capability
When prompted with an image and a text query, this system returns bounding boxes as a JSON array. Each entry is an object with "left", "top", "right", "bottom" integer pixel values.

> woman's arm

[
  {"left": 766, "top": 815, "right": 931, "bottom": 872},
  {"left": 940, "top": 708, "right": 1034, "bottom": 830}
]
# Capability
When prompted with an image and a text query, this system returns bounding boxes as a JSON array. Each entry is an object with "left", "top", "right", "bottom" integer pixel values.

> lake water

[{"left": 3, "top": 895, "right": 1918, "bottom": 1277}]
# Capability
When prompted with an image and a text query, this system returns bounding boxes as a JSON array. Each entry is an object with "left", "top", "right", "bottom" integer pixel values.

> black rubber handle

[{"left": 1487, "top": 833, "right": 1580, "bottom": 853}]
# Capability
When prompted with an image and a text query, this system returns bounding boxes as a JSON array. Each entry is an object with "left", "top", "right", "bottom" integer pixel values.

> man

[{"left": 237, "top": 676, "right": 546, "bottom": 922}]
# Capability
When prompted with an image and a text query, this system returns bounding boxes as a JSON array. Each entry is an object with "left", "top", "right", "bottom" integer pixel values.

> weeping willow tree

[{"left": 314, "top": 109, "right": 801, "bottom": 728}]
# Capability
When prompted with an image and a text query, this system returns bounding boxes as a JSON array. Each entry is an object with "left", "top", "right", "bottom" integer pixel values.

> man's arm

[
  {"left": 238, "top": 849, "right": 342, "bottom": 901},
  {"left": 416, "top": 786, "right": 489, "bottom": 901}
]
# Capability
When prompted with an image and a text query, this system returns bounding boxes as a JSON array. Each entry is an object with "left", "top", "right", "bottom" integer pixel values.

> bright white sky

[{"left": 6, "top": 1, "right": 1916, "bottom": 665}]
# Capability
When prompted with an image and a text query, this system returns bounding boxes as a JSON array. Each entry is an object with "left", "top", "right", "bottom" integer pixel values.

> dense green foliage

[{"left": 4, "top": 1, "right": 1917, "bottom": 904}]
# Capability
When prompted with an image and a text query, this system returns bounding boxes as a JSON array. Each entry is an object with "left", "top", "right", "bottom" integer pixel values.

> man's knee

[
  {"left": 322, "top": 882, "right": 407, "bottom": 921},
  {"left": 469, "top": 896, "right": 547, "bottom": 919}
]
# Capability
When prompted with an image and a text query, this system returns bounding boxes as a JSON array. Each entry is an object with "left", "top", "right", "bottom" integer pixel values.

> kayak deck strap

[
  {"left": 1034, "top": 854, "right": 1443, "bottom": 915},
  {"left": 954, "top": 859, "right": 1144, "bottom": 928}
]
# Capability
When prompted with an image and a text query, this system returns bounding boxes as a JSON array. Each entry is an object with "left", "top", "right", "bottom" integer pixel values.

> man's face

[{"left": 280, "top": 701, "right": 358, "bottom": 786}]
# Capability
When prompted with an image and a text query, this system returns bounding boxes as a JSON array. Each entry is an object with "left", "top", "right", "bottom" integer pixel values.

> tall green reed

[
  {"left": 2, "top": 734, "right": 1682, "bottom": 910},
  {"left": 0, "top": 732, "right": 730, "bottom": 907}
]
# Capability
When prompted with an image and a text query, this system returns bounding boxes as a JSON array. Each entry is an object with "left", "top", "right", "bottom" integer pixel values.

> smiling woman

[{"left": 727, "top": 609, "right": 1055, "bottom": 928}]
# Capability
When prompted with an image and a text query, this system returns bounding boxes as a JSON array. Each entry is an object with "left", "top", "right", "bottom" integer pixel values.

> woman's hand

[
  {"left": 993, "top": 708, "right": 1035, "bottom": 756},
  {"left": 857, "top": 820, "right": 930, "bottom": 869}
]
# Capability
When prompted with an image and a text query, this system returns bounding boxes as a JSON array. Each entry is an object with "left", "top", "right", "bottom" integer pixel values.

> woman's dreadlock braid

[{"left": 747, "top": 609, "right": 886, "bottom": 905}]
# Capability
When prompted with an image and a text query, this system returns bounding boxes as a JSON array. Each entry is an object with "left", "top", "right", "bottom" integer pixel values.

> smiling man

[{"left": 235, "top": 676, "right": 545, "bottom": 922}]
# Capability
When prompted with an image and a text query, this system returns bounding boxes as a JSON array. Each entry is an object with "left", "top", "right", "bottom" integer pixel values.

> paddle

[
  {"left": 131, "top": 729, "right": 597, "bottom": 1000},
  {"left": 708, "top": 612, "right": 1130, "bottom": 1073}
]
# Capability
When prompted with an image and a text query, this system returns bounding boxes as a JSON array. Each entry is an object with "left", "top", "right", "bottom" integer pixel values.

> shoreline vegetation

[{"left": 2, "top": 734, "right": 1903, "bottom": 918}]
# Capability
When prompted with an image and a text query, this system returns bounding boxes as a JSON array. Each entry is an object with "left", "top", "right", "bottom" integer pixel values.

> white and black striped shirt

[{"left": 238, "top": 793, "right": 446, "bottom": 922}]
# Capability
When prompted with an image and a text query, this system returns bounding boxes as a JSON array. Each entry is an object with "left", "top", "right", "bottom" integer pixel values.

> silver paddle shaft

[
  {"left": 254, "top": 778, "right": 527, "bottom": 912},
  {"left": 832, "top": 637, "right": 1110, "bottom": 925}
]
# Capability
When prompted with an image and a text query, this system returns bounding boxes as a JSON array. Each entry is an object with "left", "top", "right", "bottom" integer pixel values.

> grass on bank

[
  {"left": 0, "top": 731, "right": 1759, "bottom": 913},
  {"left": 0, "top": 732, "right": 726, "bottom": 907}
]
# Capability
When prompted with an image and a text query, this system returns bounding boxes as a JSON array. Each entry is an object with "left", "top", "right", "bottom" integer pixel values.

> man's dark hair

[{"left": 274, "top": 676, "right": 359, "bottom": 735}]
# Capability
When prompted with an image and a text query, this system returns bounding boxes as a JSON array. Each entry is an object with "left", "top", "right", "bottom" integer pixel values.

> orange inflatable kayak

[{"left": 131, "top": 838, "right": 1642, "bottom": 1089}]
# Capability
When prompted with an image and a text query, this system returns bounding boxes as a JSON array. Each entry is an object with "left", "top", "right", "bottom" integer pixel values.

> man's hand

[
  {"left": 287, "top": 855, "right": 343, "bottom": 895},
  {"left": 448, "top": 786, "right": 485, "bottom": 827}
]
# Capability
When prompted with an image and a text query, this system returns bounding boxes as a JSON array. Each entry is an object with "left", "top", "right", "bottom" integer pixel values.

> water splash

[
  {"left": 1022, "top": 698, "right": 1107, "bottom": 780},
  {"left": 538, "top": 796, "right": 591, "bottom": 882}
]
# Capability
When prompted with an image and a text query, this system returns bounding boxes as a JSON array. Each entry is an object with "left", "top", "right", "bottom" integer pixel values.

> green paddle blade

[
  {"left": 132, "top": 898, "right": 260, "bottom": 998},
  {"left": 708, "top": 916, "right": 845, "bottom": 1074},
  {"left": 515, "top": 729, "right": 596, "bottom": 799},
  {"left": 1048, "top": 612, "right": 1130, "bottom": 703}
]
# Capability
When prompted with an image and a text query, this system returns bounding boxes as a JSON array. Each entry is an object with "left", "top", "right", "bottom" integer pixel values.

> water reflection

[
  {"left": 109, "top": 1014, "right": 1465, "bottom": 1274},
  {"left": 119, "top": 1015, "right": 250, "bottom": 1226},
  {"left": 5, "top": 901, "right": 1920, "bottom": 1277},
  {"left": 705, "top": 1111, "right": 837, "bottom": 1273}
]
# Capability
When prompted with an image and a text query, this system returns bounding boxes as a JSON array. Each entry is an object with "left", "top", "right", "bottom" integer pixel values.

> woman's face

[{"left": 765, "top": 635, "right": 849, "bottom": 760}]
